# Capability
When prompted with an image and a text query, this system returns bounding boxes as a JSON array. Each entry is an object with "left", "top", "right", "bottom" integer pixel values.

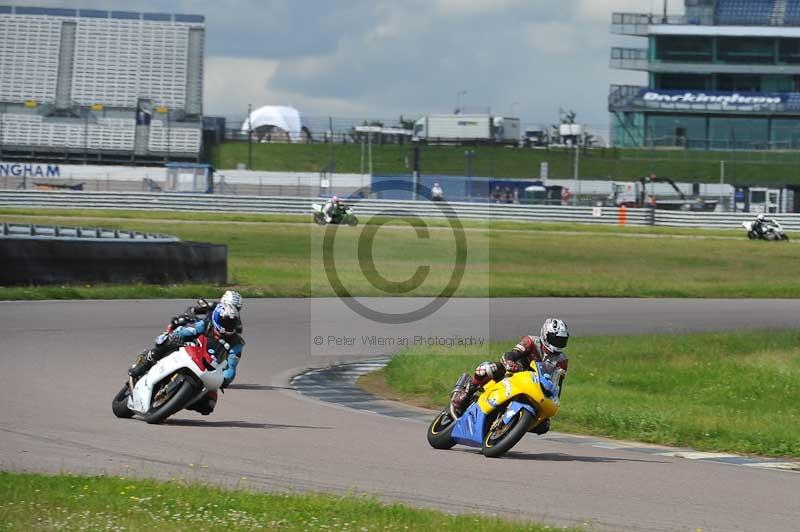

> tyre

[
  {"left": 427, "top": 408, "right": 457, "bottom": 449},
  {"left": 782, "top": 234, "right": 790, "bottom": 241},
  {"left": 747, "top": 231, "right": 757, "bottom": 240},
  {"left": 143, "top": 374, "right": 198, "bottom": 425},
  {"left": 313, "top": 212, "right": 326, "bottom": 225},
  {"left": 482, "top": 408, "right": 535, "bottom": 458},
  {"left": 347, "top": 216, "right": 359, "bottom": 227},
  {"left": 112, "top": 383, "right": 134, "bottom": 418}
]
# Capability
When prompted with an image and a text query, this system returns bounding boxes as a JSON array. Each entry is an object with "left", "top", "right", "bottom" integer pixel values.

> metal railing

[
  {"left": 0, "top": 190, "right": 652, "bottom": 226},
  {"left": 1, "top": 221, "right": 179, "bottom": 241},
  {"left": 610, "top": 48, "right": 649, "bottom": 70},
  {"left": 1, "top": 190, "right": 790, "bottom": 230}
]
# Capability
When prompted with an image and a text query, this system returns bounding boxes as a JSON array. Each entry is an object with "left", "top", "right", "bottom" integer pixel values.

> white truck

[{"left": 412, "top": 114, "right": 520, "bottom": 145}]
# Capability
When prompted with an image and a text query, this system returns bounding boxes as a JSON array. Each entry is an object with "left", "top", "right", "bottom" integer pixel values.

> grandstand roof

[{"left": 0, "top": 5, "right": 204, "bottom": 23}]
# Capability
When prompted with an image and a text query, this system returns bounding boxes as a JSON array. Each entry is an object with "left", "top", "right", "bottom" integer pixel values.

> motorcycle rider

[
  {"left": 752, "top": 213, "right": 774, "bottom": 238},
  {"left": 128, "top": 301, "right": 245, "bottom": 415},
  {"left": 449, "top": 318, "right": 570, "bottom": 435},
  {"left": 166, "top": 290, "right": 243, "bottom": 334},
  {"left": 322, "top": 195, "right": 346, "bottom": 224}
]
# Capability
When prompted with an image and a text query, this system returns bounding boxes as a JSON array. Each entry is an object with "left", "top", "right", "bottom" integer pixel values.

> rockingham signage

[
  {"left": 0, "top": 163, "right": 61, "bottom": 178},
  {"left": 643, "top": 91, "right": 783, "bottom": 106},
  {"left": 634, "top": 89, "right": 795, "bottom": 112}
]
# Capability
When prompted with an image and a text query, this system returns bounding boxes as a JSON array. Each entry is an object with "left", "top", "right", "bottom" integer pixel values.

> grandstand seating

[
  {"left": 0, "top": 113, "right": 136, "bottom": 151},
  {"left": 786, "top": 0, "right": 800, "bottom": 24},
  {"left": 148, "top": 120, "right": 202, "bottom": 153},
  {"left": 72, "top": 19, "right": 190, "bottom": 109},
  {"left": 0, "top": 15, "right": 62, "bottom": 103},
  {"left": 716, "top": 0, "right": 775, "bottom": 25},
  {"left": 0, "top": 7, "right": 204, "bottom": 160}
]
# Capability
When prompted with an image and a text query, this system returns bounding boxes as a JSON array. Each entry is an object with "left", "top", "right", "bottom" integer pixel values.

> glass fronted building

[{"left": 610, "top": 0, "right": 800, "bottom": 150}]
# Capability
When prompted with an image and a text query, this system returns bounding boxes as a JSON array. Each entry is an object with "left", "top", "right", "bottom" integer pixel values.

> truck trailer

[{"left": 412, "top": 114, "right": 520, "bottom": 145}]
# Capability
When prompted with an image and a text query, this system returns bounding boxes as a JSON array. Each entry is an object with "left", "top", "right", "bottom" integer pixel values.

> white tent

[{"left": 241, "top": 105, "right": 305, "bottom": 142}]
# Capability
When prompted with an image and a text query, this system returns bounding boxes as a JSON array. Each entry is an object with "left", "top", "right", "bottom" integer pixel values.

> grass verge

[
  {"left": 211, "top": 141, "right": 800, "bottom": 185},
  {"left": 367, "top": 329, "right": 800, "bottom": 458},
  {"left": 2, "top": 208, "right": 799, "bottom": 300},
  {"left": 0, "top": 472, "right": 570, "bottom": 531}
]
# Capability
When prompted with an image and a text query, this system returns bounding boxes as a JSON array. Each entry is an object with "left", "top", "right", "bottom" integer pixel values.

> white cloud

[
  {"left": 435, "top": 0, "right": 526, "bottom": 16},
  {"left": 204, "top": 56, "right": 373, "bottom": 118}
]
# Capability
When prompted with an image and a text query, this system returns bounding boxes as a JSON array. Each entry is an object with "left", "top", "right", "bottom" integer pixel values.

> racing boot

[
  {"left": 449, "top": 373, "right": 477, "bottom": 419},
  {"left": 128, "top": 334, "right": 174, "bottom": 379},
  {"left": 128, "top": 349, "right": 155, "bottom": 379}
]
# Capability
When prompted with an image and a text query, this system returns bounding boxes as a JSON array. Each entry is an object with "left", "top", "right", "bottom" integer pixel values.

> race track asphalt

[{"left": 1, "top": 298, "right": 799, "bottom": 531}]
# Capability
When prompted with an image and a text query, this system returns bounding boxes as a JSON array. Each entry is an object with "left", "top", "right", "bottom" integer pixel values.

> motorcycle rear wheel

[
  {"left": 144, "top": 375, "right": 197, "bottom": 424},
  {"left": 482, "top": 408, "right": 535, "bottom": 458},
  {"left": 427, "top": 408, "right": 457, "bottom": 449},
  {"left": 112, "top": 383, "right": 134, "bottom": 418}
]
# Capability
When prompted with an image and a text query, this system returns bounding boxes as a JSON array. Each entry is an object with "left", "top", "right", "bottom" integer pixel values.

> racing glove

[
  {"left": 503, "top": 358, "right": 524, "bottom": 373},
  {"left": 474, "top": 361, "right": 497, "bottom": 378}
]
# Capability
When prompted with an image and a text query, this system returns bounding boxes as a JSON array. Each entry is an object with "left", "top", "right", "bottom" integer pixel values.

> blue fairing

[
  {"left": 502, "top": 401, "right": 537, "bottom": 424},
  {"left": 451, "top": 402, "right": 488, "bottom": 447}
]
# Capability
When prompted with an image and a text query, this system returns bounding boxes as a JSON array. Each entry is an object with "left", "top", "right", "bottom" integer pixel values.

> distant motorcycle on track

[
  {"left": 312, "top": 203, "right": 358, "bottom": 226},
  {"left": 742, "top": 220, "right": 789, "bottom": 241}
]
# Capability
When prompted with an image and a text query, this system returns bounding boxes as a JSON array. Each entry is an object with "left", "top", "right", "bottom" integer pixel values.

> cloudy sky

[{"left": 13, "top": 0, "right": 678, "bottom": 133}]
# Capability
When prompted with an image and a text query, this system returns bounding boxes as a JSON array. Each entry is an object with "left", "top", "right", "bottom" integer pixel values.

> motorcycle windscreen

[{"left": 451, "top": 402, "right": 489, "bottom": 447}]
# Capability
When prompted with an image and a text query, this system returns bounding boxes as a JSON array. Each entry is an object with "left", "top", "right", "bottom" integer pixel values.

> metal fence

[
  {"left": 0, "top": 190, "right": 773, "bottom": 229},
  {"left": 1, "top": 222, "right": 178, "bottom": 241}
]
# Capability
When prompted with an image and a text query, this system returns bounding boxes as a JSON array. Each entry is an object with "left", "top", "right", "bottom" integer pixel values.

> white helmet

[
  {"left": 757, "top": 214, "right": 765, "bottom": 222},
  {"left": 540, "top": 318, "right": 569, "bottom": 354},
  {"left": 220, "top": 290, "right": 243, "bottom": 310}
]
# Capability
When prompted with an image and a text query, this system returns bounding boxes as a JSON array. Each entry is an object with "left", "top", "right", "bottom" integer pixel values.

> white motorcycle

[
  {"left": 742, "top": 220, "right": 789, "bottom": 241},
  {"left": 112, "top": 336, "right": 228, "bottom": 424},
  {"left": 312, "top": 203, "right": 358, "bottom": 226}
]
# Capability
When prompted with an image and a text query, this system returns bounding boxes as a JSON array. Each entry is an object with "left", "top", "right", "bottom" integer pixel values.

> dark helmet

[{"left": 211, "top": 303, "right": 240, "bottom": 337}]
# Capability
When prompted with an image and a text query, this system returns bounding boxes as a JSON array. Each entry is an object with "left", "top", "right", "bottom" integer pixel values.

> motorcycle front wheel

[
  {"left": 347, "top": 216, "right": 359, "bottom": 226},
  {"left": 313, "top": 212, "right": 326, "bottom": 225},
  {"left": 144, "top": 374, "right": 198, "bottom": 424},
  {"left": 427, "top": 408, "right": 457, "bottom": 449},
  {"left": 482, "top": 408, "right": 535, "bottom": 458},
  {"left": 112, "top": 383, "right": 134, "bottom": 418}
]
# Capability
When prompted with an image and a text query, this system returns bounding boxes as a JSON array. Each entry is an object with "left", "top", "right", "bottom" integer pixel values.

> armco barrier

[
  {"left": 654, "top": 210, "right": 800, "bottom": 231},
  {"left": 4, "top": 190, "right": 798, "bottom": 230},
  {"left": 1, "top": 222, "right": 226, "bottom": 286},
  {"left": 0, "top": 190, "right": 653, "bottom": 226}
]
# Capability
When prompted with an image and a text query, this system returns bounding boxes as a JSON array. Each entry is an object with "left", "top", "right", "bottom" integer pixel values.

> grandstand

[
  {"left": 610, "top": 0, "right": 800, "bottom": 150},
  {"left": 0, "top": 6, "right": 204, "bottom": 163}
]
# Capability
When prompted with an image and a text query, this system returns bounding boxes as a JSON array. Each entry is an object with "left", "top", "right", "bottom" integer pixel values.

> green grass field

[
  {"left": 0, "top": 473, "right": 568, "bottom": 531},
  {"left": 2, "top": 208, "right": 800, "bottom": 300},
  {"left": 369, "top": 329, "right": 800, "bottom": 458},
  {"left": 211, "top": 141, "right": 800, "bottom": 185}
]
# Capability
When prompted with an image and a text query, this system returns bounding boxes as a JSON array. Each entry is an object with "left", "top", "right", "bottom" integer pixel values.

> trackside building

[
  {"left": 610, "top": 0, "right": 800, "bottom": 150},
  {"left": 0, "top": 5, "right": 204, "bottom": 163}
]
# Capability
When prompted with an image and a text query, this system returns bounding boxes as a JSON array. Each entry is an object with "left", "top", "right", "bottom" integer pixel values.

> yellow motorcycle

[{"left": 427, "top": 362, "right": 563, "bottom": 458}]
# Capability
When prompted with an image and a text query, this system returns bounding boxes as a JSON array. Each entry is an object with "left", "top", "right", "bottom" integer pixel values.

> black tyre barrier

[{"left": 1, "top": 239, "right": 227, "bottom": 285}]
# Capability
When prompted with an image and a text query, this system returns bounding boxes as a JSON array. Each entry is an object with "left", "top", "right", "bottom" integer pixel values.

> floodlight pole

[{"left": 247, "top": 103, "right": 253, "bottom": 170}]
